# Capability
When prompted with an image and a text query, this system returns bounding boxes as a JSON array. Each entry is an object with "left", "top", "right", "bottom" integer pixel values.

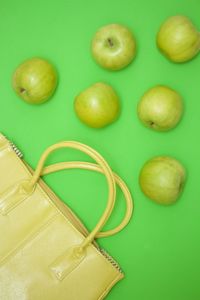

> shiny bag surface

[{"left": 0, "top": 133, "right": 133, "bottom": 300}]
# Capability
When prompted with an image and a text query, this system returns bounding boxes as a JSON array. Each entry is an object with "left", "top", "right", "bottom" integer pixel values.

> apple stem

[
  {"left": 20, "top": 87, "right": 26, "bottom": 94},
  {"left": 107, "top": 38, "right": 114, "bottom": 47}
]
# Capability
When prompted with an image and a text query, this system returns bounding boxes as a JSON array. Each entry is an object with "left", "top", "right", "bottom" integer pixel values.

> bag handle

[
  {"left": 28, "top": 141, "right": 117, "bottom": 250},
  {"left": 42, "top": 161, "right": 133, "bottom": 238}
]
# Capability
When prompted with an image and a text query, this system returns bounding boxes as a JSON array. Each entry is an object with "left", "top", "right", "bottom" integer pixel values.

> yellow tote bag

[{"left": 0, "top": 133, "right": 133, "bottom": 300}]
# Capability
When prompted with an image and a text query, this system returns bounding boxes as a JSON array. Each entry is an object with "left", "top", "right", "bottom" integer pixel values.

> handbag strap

[
  {"left": 28, "top": 141, "right": 117, "bottom": 250},
  {"left": 42, "top": 161, "right": 133, "bottom": 238}
]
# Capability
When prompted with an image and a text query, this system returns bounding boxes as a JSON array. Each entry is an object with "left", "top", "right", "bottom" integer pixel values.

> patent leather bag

[{"left": 0, "top": 133, "right": 133, "bottom": 300}]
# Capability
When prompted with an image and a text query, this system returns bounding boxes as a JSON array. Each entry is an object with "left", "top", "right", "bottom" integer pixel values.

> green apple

[
  {"left": 12, "top": 57, "right": 57, "bottom": 104},
  {"left": 157, "top": 15, "right": 200, "bottom": 63},
  {"left": 74, "top": 82, "right": 120, "bottom": 128},
  {"left": 139, "top": 156, "right": 186, "bottom": 205},
  {"left": 91, "top": 23, "right": 136, "bottom": 71},
  {"left": 137, "top": 85, "right": 183, "bottom": 131}
]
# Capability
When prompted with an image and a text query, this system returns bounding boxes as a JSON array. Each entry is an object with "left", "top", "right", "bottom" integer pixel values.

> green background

[{"left": 1, "top": 0, "right": 200, "bottom": 299}]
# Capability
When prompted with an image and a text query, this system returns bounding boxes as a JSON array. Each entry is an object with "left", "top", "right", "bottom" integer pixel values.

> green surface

[{"left": 1, "top": 0, "right": 200, "bottom": 299}]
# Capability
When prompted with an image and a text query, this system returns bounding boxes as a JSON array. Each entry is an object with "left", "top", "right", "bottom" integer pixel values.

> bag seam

[
  {"left": 0, "top": 213, "right": 59, "bottom": 266},
  {"left": 97, "top": 273, "right": 123, "bottom": 300}
]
